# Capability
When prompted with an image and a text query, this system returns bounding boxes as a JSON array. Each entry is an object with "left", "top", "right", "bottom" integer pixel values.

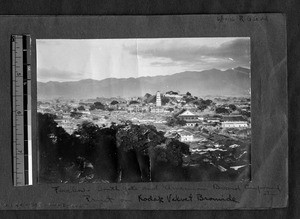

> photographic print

[{"left": 37, "top": 37, "right": 251, "bottom": 184}]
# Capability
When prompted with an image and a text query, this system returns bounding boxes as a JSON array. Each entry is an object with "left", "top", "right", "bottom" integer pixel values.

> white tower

[{"left": 156, "top": 91, "right": 161, "bottom": 107}]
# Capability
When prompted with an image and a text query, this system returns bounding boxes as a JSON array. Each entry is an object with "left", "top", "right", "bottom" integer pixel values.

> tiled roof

[
  {"left": 186, "top": 120, "right": 201, "bottom": 123},
  {"left": 222, "top": 116, "right": 246, "bottom": 122},
  {"left": 178, "top": 110, "right": 196, "bottom": 116},
  {"left": 178, "top": 130, "right": 193, "bottom": 136}
]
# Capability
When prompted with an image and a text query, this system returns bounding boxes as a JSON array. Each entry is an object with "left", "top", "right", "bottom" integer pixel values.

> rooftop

[
  {"left": 178, "top": 110, "right": 197, "bottom": 117},
  {"left": 222, "top": 116, "right": 247, "bottom": 122},
  {"left": 178, "top": 130, "right": 193, "bottom": 136}
]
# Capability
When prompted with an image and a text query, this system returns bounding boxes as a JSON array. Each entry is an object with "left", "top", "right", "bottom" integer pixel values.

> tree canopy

[
  {"left": 216, "top": 107, "right": 230, "bottom": 114},
  {"left": 129, "top": 100, "right": 140, "bottom": 105},
  {"left": 77, "top": 105, "right": 85, "bottom": 111},
  {"left": 90, "top": 101, "right": 106, "bottom": 110},
  {"left": 228, "top": 104, "right": 237, "bottom": 111},
  {"left": 166, "top": 116, "right": 186, "bottom": 127},
  {"left": 70, "top": 111, "right": 83, "bottom": 118},
  {"left": 192, "top": 99, "right": 213, "bottom": 111},
  {"left": 110, "top": 100, "right": 119, "bottom": 105},
  {"left": 39, "top": 112, "right": 195, "bottom": 183}
]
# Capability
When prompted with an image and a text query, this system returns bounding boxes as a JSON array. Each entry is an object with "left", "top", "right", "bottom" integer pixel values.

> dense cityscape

[{"left": 38, "top": 91, "right": 251, "bottom": 183}]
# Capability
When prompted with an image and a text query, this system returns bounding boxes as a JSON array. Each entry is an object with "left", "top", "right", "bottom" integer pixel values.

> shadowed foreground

[{"left": 38, "top": 113, "right": 249, "bottom": 183}]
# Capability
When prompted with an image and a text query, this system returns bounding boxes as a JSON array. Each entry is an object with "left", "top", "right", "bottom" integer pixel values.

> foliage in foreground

[{"left": 38, "top": 113, "right": 249, "bottom": 183}]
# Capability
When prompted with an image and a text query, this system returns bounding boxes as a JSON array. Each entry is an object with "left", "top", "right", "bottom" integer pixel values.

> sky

[{"left": 37, "top": 37, "right": 250, "bottom": 82}]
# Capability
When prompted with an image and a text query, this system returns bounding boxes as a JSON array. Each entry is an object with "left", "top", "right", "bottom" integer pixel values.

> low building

[
  {"left": 206, "top": 117, "right": 221, "bottom": 123},
  {"left": 185, "top": 120, "right": 200, "bottom": 127},
  {"left": 221, "top": 116, "right": 248, "bottom": 128},
  {"left": 127, "top": 104, "right": 141, "bottom": 112},
  {"left": 179, "top": 130, "right": 194, "bottom": 142},
  {"left": 81, "top": 110, "right": 91, "bottom": 115},
  {"left": 150, "top": 107, "right": 164, "bottom": 113},
  {"left": 183, "top": 103, "right": 197, "bottom": 110},
  {"left": 141, "top": 106, "right": 150, "bottom": 112},
  {"left": 117, "top": 103, "right": 127, "bottom": 110},
  {"left": 178, "top": 110, "right": 199, "bottom": 121},
  {"left": 178, "top": 110, "right": 201, "bottom": 127},
  {"left": 165, "top": 91, "right": 183, "bottom": 99}
]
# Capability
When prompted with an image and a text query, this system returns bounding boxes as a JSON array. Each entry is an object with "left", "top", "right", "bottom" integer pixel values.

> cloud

[
  {"left": 126, "top": 38, "right": 250, "bottom": 69},
  {"left": 151, "top": 61, "right": 178, "bottom": 67},
  {"left": 37, "top": 38, "right": 250, "bottom": 82}
]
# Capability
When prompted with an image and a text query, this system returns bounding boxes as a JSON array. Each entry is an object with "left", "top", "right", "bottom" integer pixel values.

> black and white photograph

[{"left": 37, "top": 37, "right": 251, "bottom": 184}]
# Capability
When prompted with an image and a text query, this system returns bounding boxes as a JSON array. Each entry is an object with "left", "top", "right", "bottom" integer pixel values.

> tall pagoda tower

[{"left": 156, "top": 91, "right": 161, "bottom": 107}]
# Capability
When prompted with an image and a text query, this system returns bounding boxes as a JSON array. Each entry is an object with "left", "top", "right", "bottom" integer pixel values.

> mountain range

[{"left": 37, "top": 67, "right": 250, "bottom": 99}]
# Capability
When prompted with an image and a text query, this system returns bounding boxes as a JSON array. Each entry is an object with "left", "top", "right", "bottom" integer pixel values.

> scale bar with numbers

[{"left": 12, "top": 34, "right": 32, "bottom": 186}]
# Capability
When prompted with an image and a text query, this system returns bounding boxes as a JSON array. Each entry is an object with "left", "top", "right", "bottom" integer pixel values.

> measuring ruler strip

[{"left": 12, "top": 35, "right": 32, "bottom": 186}]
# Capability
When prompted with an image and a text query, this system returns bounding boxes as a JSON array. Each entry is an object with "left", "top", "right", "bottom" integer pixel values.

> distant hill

[{"left": 37, "top": 67, "right": 250, "bottom": 99}]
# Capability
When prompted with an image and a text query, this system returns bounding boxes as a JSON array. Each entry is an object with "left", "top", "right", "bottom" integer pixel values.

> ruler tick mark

[{"left": 12, "top": 34, "right": 32, "bottom": 186}]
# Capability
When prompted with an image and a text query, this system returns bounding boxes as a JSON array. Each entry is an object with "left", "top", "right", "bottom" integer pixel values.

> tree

[
  {"left": 70, "top": 111, "right": 83, "bottom": 119},
  {"left": 186, "top": 92, "right": 191, "bottom": 96},
  {"left": 73, "top": 121, "right": 100, "bottom": 146},
  {"left": 38, "top": 113, "right": 120, "bottom": 183},
  {"left": 183, "top": 95, "right": 195, "bottom": 103},
  {"left": 216, "top": 107, "right": 230, "bottom": 114},
  {"left": 38, "top": 113, "right": 59, "bottom": 164},
  {"left": 129, "top": 100, "right": 140, "bottom": 105},
  {"left": 89, "top": 105, "right": 96, "bottom": 111},
  {"left": 116, "top": 124, "right": 166, "bottom": 182},
  {"left": 241, "top": 110, "right": 251, "bottom": 117},
  {"left": 148, "top": 138, "right": 190, "bottom": 181},
  {"left": 164, "top": 138, "right": 190, "bottom": 166},
  {"left": 115, "top": 123, "right": 192, "bottom": 182},
  {"left": 228, "top": 104, "right": 237, "bottom": 111},
  {"left": 203, "top": 99, "right": 213, "bottom": 105},
  {"left": 71, "top": 122, "right": 120, "bottom": 182},
  {"left": 78, "top": 105, "right": 85, "bottom": 111},
  {"left": 144, "top": 93, "right": 152, "bottom": 98},
  {"left": 90, "top": 102, "right": 105, "bottom": 110},
  {"left": 194, "top": 99, "right": 213, "bottom": 111},
  {"left": 110, "top": 100, "right": 119, "bottom": 105},
  {"left": 38, "top": 113, "right": 73, "bottom": 182},
  {"left": 94, "top": 102, "right": 105, "bottom": 109},
  {"left": 161, "top": 96, "right": 170, "bottom": 105},
  {"left": 198, "top": 105, "right": 208, "bottom": 111}
]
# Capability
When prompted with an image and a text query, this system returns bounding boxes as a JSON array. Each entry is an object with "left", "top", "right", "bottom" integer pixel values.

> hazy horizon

[
  {"left": 37, "top": 66, "right": 251, "bottom": 83},
  {"left": 37, "top": 38, "right": 250, "bottom": 83}
]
